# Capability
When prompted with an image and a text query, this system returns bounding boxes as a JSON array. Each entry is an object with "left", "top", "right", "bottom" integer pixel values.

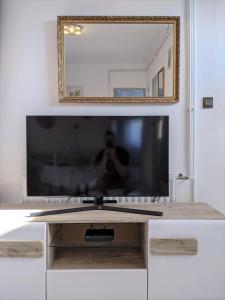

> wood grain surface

[
  {"left": 0, "top": 240, "right": 43, "bottom": 258},
  {"left": 0, "top": 202, "right": 224, "bottom": 223},
  {"left": 150, "top": 238, "right": 198, "bottom": 255}
]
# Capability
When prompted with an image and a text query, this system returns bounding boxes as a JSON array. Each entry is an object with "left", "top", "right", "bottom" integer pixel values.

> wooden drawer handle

[
  {"left": 150, "top": 238, "right": 197, "bottom": 255},
  {"left": 0, "top": 241, "right": 43, "bottom": 258}
]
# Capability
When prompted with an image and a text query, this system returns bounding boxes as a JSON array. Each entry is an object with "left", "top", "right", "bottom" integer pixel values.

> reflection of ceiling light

[{"left": 64, "top": 24, "right": 83, "bottom": 35}]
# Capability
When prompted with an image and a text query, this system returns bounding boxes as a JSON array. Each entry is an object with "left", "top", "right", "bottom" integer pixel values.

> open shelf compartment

[{"left": 47, "top": 222, "right": 147, "bottom": 270}]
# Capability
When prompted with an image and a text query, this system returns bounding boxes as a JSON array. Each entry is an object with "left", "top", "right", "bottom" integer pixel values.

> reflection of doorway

[
  {"left": 158, "top": 67, "right": 165, "bottom": 97},
  {"left": 152, "top": 67, "right": 165, "bottom": 97},
  {"left": 152, "top": 75, "right": 158, "bottom": 97}
]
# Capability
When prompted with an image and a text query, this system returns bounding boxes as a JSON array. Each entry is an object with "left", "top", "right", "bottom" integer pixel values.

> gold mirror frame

[{"left": 58, "top": 16, "right": 180, "bottom": 104}]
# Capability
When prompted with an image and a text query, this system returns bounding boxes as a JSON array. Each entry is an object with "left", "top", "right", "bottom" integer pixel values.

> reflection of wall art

[
  {"left": 158, "top": 67, "right": 165, "bottom": 97},
  {"left": 168, "top": 47, "right": 173, "bottom": 68},
  {"left": 66, "top": 86, "right": 84, "bottom": 97}
]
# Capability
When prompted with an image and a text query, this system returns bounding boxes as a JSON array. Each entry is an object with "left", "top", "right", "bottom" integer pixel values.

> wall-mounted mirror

[{"left": 58, "top": 16, "right": 180, "bottom": 103}]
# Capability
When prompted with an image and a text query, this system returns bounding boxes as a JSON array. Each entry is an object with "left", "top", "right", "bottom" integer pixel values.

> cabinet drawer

[
  {"left": 47, "top": 269, "right": 147, "bottom": 300},
  {"left": 0, "top": 222, "right": 46, "bottom": 300},
  {"left": 148, "top": 220, "right": 225, "bottom": 300}
]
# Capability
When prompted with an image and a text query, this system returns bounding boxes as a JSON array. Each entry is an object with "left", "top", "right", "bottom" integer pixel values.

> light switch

[{"left": 203, "top": 97, "right": 213, "bottom": 109}]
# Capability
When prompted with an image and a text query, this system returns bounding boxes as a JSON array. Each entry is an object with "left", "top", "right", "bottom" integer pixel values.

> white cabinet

[
  {"left": 148, "top": 220, "right": 225, "bottom": 300},
  {"left": 0, "top": 211, "right": 224, "bottom": 300},
  {"left": 0, "top": 221, "right": 46, "bottom": 300},
  {"left": 47, "top": 269, "right": 147, "bottom": 300}
]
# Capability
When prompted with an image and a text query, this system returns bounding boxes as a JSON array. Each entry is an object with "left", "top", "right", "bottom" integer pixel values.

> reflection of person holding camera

[{"left": 95, "top": 130, "right": 137, "bottom": 195}]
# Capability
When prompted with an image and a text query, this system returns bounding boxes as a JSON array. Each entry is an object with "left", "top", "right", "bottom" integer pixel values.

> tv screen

[{"left": 26, "top": 116, "right": 169, "bottom": 197}]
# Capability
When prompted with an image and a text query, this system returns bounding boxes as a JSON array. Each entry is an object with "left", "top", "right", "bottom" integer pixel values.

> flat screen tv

[{"left": 26, "top": 116, "right": 169, "bottom": 197}]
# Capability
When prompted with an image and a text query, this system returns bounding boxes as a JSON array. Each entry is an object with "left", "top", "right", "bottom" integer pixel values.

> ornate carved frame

[{"left": 57, "top": 16, "right": 180, "bottom": 103}]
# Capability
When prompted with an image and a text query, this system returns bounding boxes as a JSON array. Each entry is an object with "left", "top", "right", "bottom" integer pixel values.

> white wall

[
  {"left": 66, "top": 63, "right": 109, "bottom": 96},
  {"left": 109, "top": 70, "right": 147, "bottom": 96},
  {"left": 1, "top": 0, "right": 224, "bottom": 214},
  {"left": 194, "top": 0, "right": 225, "bottom": 213},
  {"left": 65, "top": 62, "right": 147, "bottom": 97}
]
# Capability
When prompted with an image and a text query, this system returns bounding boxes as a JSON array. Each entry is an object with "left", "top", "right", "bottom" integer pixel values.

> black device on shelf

[
  {"left": 85, "top": 226, "right": 114, "bottom": 243},
  {"left": 27, "top": 116, "right": 168, "bottom": 217}
]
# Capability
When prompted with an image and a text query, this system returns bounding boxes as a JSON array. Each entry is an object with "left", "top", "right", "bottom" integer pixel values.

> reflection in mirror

[{"left": 58, "top": 17, "right": 180, "bottom": 103}]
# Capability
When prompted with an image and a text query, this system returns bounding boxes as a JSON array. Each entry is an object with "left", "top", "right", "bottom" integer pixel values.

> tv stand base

[{"left": 29, "top": 196, "right": 163, "bottom": 217}]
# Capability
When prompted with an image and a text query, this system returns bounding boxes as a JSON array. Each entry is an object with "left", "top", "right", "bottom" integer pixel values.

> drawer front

[
  {"left": 0, "top": 240, "right": 43, "bottom": 258},
  {"left": 148, "top": 220, "right": 225, "bottom": 300},
  {"left": 47, "top": 269, "right": 147, "bottom": 300},
  {"left": 150, "top": 238, "right": 197, "bottom": 256}
]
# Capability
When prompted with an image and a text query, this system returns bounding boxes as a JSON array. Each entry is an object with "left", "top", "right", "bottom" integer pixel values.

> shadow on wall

[
  {"left": 44, "top": 20, "right": 58, "bottom": 106},
  {"left": 0, "top": 183, "right": 23, "bottom": 203}
]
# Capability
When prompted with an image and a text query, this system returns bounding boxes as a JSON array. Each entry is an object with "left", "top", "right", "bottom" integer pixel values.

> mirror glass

[{"left": 58, "top": 17, "right": 179, "bottom": 102}]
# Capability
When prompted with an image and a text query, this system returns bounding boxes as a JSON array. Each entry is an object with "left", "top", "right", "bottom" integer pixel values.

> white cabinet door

[
  {"left": 148, "top": 220, "right": 225, "bottom": 300},
  {"left": 47, "top": 269, "right": 147, "bottom": 300},
  {"left": 0, "top": 220, "right": 46, "bottom": 300}
]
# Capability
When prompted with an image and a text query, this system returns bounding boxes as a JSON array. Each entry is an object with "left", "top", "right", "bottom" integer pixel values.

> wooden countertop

[{"left": 0, "top": 202, "right": 224, "bottom": 223}]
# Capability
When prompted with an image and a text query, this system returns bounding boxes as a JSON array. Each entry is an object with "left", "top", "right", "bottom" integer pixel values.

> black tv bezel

[{"left": 26, "top": 115, "right": 169, "bottom": 198}]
